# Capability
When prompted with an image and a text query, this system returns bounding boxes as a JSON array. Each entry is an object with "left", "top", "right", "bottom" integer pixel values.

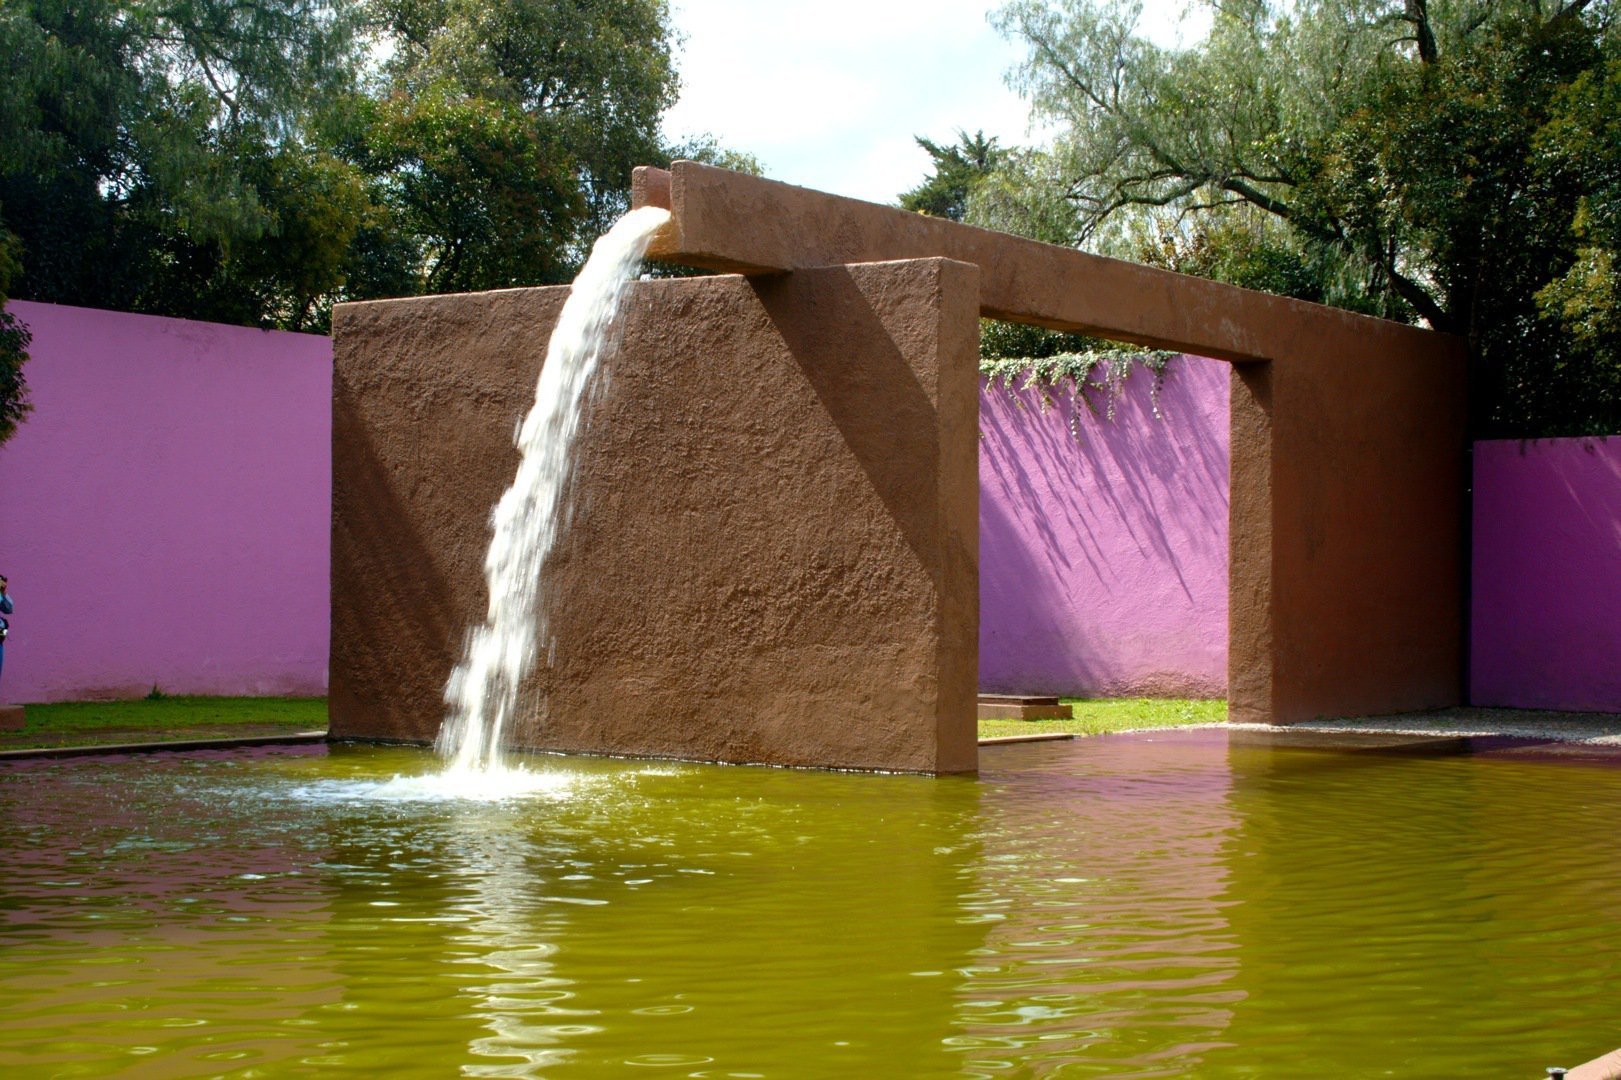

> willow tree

[{"left": 989, "top": 0, "right": 1620, "bottom": 435}]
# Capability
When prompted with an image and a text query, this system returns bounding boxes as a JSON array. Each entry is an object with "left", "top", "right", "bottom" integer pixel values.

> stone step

[
  {"left": 978, "top": 694, "right": 1062, "bottom": 705},
  {"left": 977, "top": 696, "right": 1074, "bottom": 721}
]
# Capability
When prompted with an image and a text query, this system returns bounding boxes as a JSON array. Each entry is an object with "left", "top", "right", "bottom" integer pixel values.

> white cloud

[{"left": 661, "top": 0, "right": 1209, "bottom": 204}]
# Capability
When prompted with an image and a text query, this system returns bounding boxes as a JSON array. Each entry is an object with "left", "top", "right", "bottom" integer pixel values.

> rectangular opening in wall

[{"left": 976, "top": 321, "right": 1232, "bottom": 736}]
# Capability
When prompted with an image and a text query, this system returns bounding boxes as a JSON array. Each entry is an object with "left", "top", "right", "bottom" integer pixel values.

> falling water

[{"left": 436, "top": 205, "right": 671, "bottom": 778}]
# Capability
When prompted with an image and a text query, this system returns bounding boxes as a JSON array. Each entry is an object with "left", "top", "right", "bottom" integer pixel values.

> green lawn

[
  {"left": 977, "top": 697, "right": 1226, "bottom": 740},
  {"left": 4, "top": 693, "right": 1223, "bottom": 752},
  {"left": 3, "top": 695, "right": 327, "bottom": 751}
]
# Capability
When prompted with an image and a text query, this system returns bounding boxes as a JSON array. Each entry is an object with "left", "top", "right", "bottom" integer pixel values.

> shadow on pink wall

[
  {"left": 0, "top": 301, "right": 331, "bottom": 703},
  {"left": 1472, "top": 438, "right": 1621, "bottom": 712},
  {"left": 979, "top": 356, "right": 1230, "bottom": 698}
]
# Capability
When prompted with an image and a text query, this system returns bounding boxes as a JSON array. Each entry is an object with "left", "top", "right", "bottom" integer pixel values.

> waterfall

[{"left": 437, "top": 205, "right": 671, "bottom": 776}]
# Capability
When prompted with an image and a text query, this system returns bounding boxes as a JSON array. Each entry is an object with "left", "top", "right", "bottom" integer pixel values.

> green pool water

[{"left": 2, "top": 731, "right": 1617, "bottom": 1077}]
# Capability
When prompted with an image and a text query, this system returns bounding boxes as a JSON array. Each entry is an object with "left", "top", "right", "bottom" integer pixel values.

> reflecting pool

[{"left": 2, "top": 731, "right": 1616, "bottom": 1076}]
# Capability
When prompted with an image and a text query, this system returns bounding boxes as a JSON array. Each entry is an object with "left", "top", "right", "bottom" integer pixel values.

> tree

[
  {"left": 991, "top": 0, "right": 1621, "bottom": 435},
  {"left": 0, "top": 0, "right": 367, "bottom": 323},
  {"left": 0, "top": 0, "right": 711, "bottom": 332},
  {"left": 900, "top": 130, "right": 1007, "bottom": 221},
  {"left": 359, "top": 0, "right": 679, "bottom": 292},
  {"left": 0, "top": 222, "right": 29, "bottom": 445}
]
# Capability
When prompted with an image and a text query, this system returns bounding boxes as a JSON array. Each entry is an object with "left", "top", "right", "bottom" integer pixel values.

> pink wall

[
  {"left": 979, "top": 357, "right": 1230, "bottom": 697},
  {"left": 1471, "top": 438, "right": 1621, "bottom": 712},
  {"left": 0, "top": 301, "right": 331, "bottom": 703}
]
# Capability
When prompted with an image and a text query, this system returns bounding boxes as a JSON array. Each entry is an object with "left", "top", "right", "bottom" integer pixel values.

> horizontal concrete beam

[{"left": 632, "top": 162, "right": 1454, "bottom": 364}]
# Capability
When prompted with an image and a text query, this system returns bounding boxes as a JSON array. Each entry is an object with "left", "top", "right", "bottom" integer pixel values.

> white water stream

[{"left": 435, "top": 205, "right": 670, "bottom": 783}]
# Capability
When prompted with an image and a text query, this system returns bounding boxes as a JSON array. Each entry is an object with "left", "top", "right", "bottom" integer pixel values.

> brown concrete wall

[
  {"left": 1262, "top": 340, "right": 1468, "bottom": 723},
  {"left": 636, "top": 161, "right": 1469, "bottom": 725},
  {"left": 634, "top": 163, "right": 1447, "bottom": 365},
  {"left": 330, "top": 258, "right": 980, "bottom": 772}
]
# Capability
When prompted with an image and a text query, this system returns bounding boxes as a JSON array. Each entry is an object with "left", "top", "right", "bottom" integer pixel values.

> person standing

[{"left": 0, "top": 574, "right": 12, "bottom": 693}]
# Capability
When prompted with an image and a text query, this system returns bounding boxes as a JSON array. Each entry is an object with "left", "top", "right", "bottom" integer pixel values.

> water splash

[
  {"left": 436, "top": 205, "right": 671, "bottom": 779},
  {"left": 286, "top": 768, "right": 584, "bottom": 804}
]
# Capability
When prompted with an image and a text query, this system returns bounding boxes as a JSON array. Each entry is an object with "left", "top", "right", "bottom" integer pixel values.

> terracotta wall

[
  {"left": 0, "top": 300, "right": 332, "bottom": 703},
  {"left": 330, "top": 260, "right": 981, "bottom": 772},
  {"left": 1471, "top": 438, "right": 1621, "bottom": 711},
  {"left": 979, "top": 357, "right": 1230, "bottom": 697},
  {"left": 633, "top": 162, "right": 1472, "bottom": 726}
]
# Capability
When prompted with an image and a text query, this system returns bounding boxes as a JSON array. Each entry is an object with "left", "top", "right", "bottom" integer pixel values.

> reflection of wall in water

[
  {"left": 952, "top": 734, "right": 1241, "bottom": 1075},
  {"left": 304, "top": 754, "right": 991, "bottom": 1076},
  {"left": 0, "top": 748, "right": 341, "bottom": 1071}
]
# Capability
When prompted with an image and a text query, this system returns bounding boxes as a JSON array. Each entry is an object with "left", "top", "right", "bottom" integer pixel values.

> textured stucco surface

[
  {"left": 636, "top": 161, "right": 1469, "bottom": 725},
  {"left": 1471, "top": 438, "right": 1621, "bottom": 712},
  {"left": 330, "top": 259, "right": 980, "bottom": 772},
  {"left": 979, "top": 357, "right": 1230, "bottom": 697},
  {"left": 0, "top": 300, "right": 332, "bottom": 703}
]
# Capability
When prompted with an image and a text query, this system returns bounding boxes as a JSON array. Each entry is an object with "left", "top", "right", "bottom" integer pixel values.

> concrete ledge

[
  {"left": 326, "top": 735, "right": 433, "bottom": 748},
  {"left": 0, "top": 730, "right": 328, "bottom": 761},
  {"left": 980, "top": 703, "right": 1074, "bottom": 720},
  {"left": 1228, "top": 728, "right": 1470, "bottom": 755},
  {"left": 978, "top": 733, "right": 1077, "bottom": 746},
  {"left": 978, "top": 695, "right": 1074, "bottom": 721},
  {"left": 1565, "top": 1046, "right": 1621, "bottom": 1080}
]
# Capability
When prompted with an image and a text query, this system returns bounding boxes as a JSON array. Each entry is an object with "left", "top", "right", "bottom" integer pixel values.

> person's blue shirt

[{"left": 0, "top": 588, "right": 11, "bottom": 690}]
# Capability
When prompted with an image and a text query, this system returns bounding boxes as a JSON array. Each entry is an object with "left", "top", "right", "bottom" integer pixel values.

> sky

[{"left": 660, "top": 0, "right": 1211, "bottom": 205}]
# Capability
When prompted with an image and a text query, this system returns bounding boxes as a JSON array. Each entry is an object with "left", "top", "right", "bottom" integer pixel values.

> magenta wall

[
  {"left": 0, "top": 301, "right": 332, "bottom": 703},
  {"left": 1471, "top": 438, "right": 1621, "bottom": 712},
  {"left": 979, "top": 357, "right": 1230, "bottom": 698}
]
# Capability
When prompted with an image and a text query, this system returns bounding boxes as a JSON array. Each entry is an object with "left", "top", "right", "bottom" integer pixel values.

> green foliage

[
  {"left": 1130, "top": 210, "right": 1389, "bottom": 317},
  {"left": 364, "top": 0, "right": 679, "bottom": 285},
  {"left": 0, "top": 0, "right": 725, "bottom": 334},
  {"left": 0, "top": 213, "right": 28, "bottom": 445},
  {"left": 1525, "top": 54, "right": 1621, "bottom": 432},
  {"left": 990, "top": 0, "right": 1621, "bottom": 436},
  {"left": 0, "top": 305, "right": 30, "bottom": 446},
  {"left": 900, "top": 130, "right": 1007, "bottom": 222},
  {"left": 0, "top": 0, "right": 368, "bottom": 325},
  {"left": 981, "top": 345, "right": 1177, "bottom": 425},
  {"left": 979, "top": 319, "right": 1099, "bottom": 361},
  {"left": 355, "top": 84, "right": 581, "bottom": 293},
  {"left": 662, "top": 134, "right": 766, "bottom": 178}
]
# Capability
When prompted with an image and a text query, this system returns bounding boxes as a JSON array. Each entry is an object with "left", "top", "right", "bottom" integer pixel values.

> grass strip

[
  {"left": 977, "top": 697, "right": 1226, "bottom": 741},
  {"left": 3, "top": 695, "right": 327, "bottom": 750},
  {"left": 9, "top": 694, "right": 1225, "bottom": 751}
]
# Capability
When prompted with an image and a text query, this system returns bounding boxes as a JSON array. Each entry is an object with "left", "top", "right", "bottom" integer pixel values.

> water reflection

[
  {"left": 3, "top": 735, "right": 1621, "bottom": 1077},
  {"left": 957, "top": 734, "right": 1241, "bottom": 1077},
  {"left": 1214, "top": 738, "right": 1621, "bottom": 1077},
  {"left": 0, "top": 748, "right": 342, "bottom": 1075}
]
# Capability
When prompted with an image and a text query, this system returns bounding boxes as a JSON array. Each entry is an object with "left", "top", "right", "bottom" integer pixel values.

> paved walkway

[{"left": 1294, "top": 706, "right": 1621, "bottom": 744}]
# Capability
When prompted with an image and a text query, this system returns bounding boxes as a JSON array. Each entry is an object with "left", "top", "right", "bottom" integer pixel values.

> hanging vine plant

[{"left": 980, "top": 347, "right": 1177, "bottom": 436}]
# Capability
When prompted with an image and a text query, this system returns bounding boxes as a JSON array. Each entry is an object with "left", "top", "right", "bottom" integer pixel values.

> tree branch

[
  {"left": 1402, "top": 0, "right": 1439, "bottom": 63},
  {"left": 1548, "top": 0, "right": 1595, "bottom": 26}
]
